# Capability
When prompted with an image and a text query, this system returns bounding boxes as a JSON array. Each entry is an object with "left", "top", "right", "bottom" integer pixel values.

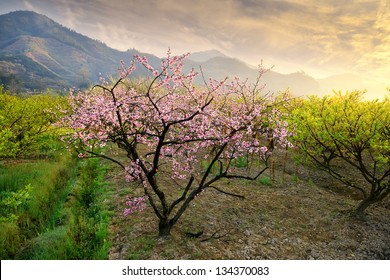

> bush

[
  {"left": 291, "top": 91, "right": 390, "bottom": 216},
  {"left": 0, "top": 88, "right": 68, "bottom": 159}
]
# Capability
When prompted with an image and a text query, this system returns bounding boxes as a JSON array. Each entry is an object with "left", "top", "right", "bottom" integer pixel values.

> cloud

[
  {"left": 0, "top": 0, "right": 389, "bottom": 85},
  {"left": 23, "top": 0, "right": 36, "bottom": 11}
]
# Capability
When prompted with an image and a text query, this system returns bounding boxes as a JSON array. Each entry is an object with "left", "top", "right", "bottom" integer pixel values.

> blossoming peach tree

[{"left": 61, "top": 50, "right": 292, "bottom": 236}]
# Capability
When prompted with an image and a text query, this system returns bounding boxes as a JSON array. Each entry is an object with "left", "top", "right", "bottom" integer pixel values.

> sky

[{"left": 1, "top": 0, "right": 389, "bottom": 95}]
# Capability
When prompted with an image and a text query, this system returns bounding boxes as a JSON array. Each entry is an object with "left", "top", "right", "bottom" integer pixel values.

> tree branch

[{"left": 210, "top": 185, "right": 245, "bottom": 199}]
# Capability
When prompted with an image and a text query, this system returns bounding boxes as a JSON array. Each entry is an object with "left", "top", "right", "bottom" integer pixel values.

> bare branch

[{"left": 210, "top": 185, "right": 245, "bottom": 199}]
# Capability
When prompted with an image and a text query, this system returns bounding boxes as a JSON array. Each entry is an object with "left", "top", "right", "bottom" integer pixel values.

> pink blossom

[
  {"left": 260, "top": 146, "right": 268, "bottom": 154},
  {"left": 123, "top": 196, "right": 147, "bottom": 216},
  {"left": 59, "top": 49, "right": 294, "bottom": 220}
]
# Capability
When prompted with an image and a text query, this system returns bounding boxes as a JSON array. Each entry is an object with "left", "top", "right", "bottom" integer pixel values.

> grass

[
  {"left": 128, "top": 235, "right": 157, "bottom": 259},
  {"left": 0, "top": 152, "right": 76, "bottom": 258},
  {"left": 17, "top": 158, "right": 112, "bottom": 259},
  {"left": 258, "top": 175, "right": 272, "bottom": 186},
  {"left": 0, "top": 147, "right": 112, "bottom": 259},
  {"left": 232, "top": 156, "right": 247, "bottom": 168},
  {"left": 3, "top": 144, "right": 389, "bottom": 260}
]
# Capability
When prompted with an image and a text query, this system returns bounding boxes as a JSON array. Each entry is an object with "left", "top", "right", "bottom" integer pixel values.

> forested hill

[
  {"left": 0, "top": 10, "right": 324, "bottom": 95},
  {"left": 0, "top": 11, "right": 159, "bottom": 91}
]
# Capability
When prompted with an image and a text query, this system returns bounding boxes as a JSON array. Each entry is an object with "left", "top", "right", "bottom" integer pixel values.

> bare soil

[{"left": 104, "top": 150, "right": 390, "bottom": 260}]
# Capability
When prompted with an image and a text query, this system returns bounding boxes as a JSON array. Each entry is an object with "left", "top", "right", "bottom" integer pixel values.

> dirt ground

[{"left": 104, "top": 149, "right": 390, "bottom": 260}]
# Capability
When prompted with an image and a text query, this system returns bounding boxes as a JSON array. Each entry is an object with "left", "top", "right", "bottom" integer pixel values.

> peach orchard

[{"left": 61, "top": 50, "right": 292, "bottom": 236}]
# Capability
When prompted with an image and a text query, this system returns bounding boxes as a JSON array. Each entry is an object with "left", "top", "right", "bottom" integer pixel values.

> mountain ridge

[
  {"left": 0, "top": 11, "right": 161, "bottom": 91},
  {"left": 188, "top": 49, "right": 228, "bottom": 62},
  {"left": 1, "top": 10, "right": 378, "bottom": 97}
]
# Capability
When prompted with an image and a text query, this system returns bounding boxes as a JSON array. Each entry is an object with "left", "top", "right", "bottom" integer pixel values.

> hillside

[
  {"left": 0, "top": 10, "right": 378, "bottom": 97},
  {"left": 0, "top": 11, "right": 384, "bottom": 96},
  {"left": 0, "top": 11, "right": 159, "bottom": 91},
  {"left": 0, "top": 11, "right": 324, "bottom": 95},
  {"left": 188, "top": 49, "right": 228, "bottom": 62},
  {"left": 185, "top": 55, "right": 323, "bottom": 95}
]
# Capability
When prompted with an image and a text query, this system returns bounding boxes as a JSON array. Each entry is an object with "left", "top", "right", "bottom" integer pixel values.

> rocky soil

[{"left": 104, "top": 150, "right": 390, "bottom": 260}]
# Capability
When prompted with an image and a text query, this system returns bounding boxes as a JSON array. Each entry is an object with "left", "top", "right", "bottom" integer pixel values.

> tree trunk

[
  {"left": 355, "top": 197, "right": 375, "bottom": 218},
  {"left": 158, "top": 219, "right": 173, "bottom": 237}
]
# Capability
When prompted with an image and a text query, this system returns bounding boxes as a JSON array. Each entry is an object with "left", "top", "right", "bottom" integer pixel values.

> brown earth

[{"left": 104, "top": 149, "right": 390, "bottom": 260}]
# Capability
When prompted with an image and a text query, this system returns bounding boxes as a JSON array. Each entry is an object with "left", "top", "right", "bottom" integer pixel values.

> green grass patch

[
  {"left": 0, "top": 153, "right": 77, "bottom": 259},
  {"left": 258, "top": 175, "right": 272, "bottom": 186},
  {"left": 18, "top": 158, "right": 112, "bottom": 260},
  {"left": 0, "top": 151, "right": 112, "bottom": 259},
  {"left": 128, "top": 235, "right": 157, "bottom": 260},
  {"left": 234, "top": 156, "right": 248, "bottom": 168}
]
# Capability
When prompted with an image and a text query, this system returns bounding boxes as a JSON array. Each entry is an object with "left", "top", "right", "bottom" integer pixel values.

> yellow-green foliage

[
  {"left": 0, "top": 184, "right": 32, "bottom": 223},
  {"left": 0, "top": 88, "right": 68, "bottom": 158},
  {"left": 0, "top": 154, "right": 75, "bottom": 259},
  {"left": 291, "top": 91, "right": 390, "bottom": 214},
  {"left": 292, "top": 91, "right": 389, "bottom": 165}
]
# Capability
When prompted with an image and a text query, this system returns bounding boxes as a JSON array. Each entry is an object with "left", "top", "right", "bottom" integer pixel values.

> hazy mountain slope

[
  {"left": 0, "top": 10, "right": 323, "bottom": 95},
  {"left": 0, "top": 11, "right": 159, "bottom": 91},
  {"left": 188, "top": 49, "right": 227, "bottom": 62},
  {"left": 186, "top": 54, "right": 323, "bottom": 95}
]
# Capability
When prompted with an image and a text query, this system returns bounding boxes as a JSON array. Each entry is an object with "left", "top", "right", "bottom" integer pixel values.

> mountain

[
  {"left": 188, "top": 49, "right": 227, "bottom": 62},
  {"left": 186, "top": 53, "right": 322, "bottom": 95},
  {"left": 0, "top": 11, "right": 160, "bottom": 91},
  {"left": 0, "top": 10, "right": 323, "bottom": 95}
]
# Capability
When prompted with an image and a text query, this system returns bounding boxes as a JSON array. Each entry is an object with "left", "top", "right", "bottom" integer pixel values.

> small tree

[
  {"left": 292, "top": 91, "right": 390, "bottom": 217},
  {"left": 62, "top": 51, "right": 292, "bottom": 236},
  {"left": 0, "top": 89, "right": 67, "bottom": 159}
]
